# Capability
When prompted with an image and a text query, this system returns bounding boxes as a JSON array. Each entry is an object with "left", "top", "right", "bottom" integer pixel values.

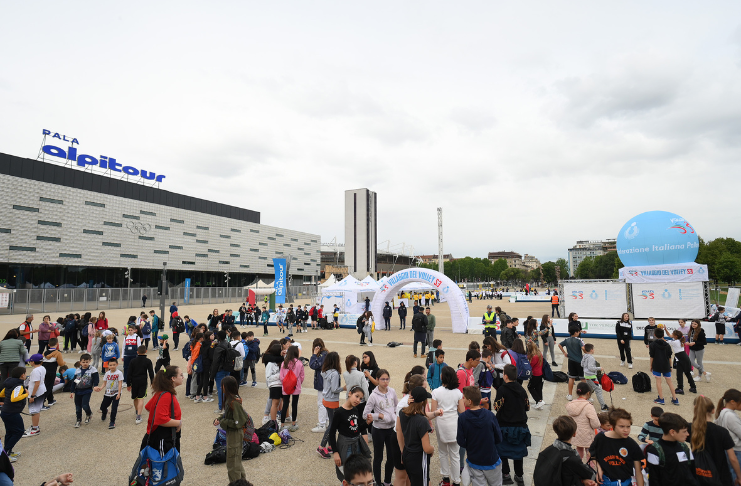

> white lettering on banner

[
  {"left": 276, "top": 264, "right": 284, "bottom": 296},
  {"left": 619, "top": 263, "right": 708, "bottom": 283}
]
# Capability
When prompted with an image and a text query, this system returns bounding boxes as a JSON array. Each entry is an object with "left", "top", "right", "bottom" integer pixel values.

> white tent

[
  {"left": 360, "top": 276, "right": 380, "bottom": 289},
  {"left": 401, "top": 281, "right": 436, "bottom": 291},
  {"left": 244, "top": 280, "right": 273, "bottom": 289},
  {"left": 321, "top": 275, "right": 377, "bottom": 313},
  {"left": 319, "top": 275, "right": 338, "bottom": 287}
]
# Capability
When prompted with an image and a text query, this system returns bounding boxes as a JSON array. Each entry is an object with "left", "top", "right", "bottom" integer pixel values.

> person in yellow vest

[
  {"left": 482, "top": 305, "right": 498, "bottom": 339},
  {"left": 551, "top": 291, "right": 560, "bottom": 318}
]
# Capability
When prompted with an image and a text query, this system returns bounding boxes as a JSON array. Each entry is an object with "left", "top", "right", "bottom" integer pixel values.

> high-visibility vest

[
  {"left": 551, "top": 295, "right": 559, "bottom": 305},
  {"left": 483, "top": 312, "right": 496, "bottom": 327}
]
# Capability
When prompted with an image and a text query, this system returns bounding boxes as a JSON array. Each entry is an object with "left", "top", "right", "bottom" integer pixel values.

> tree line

[{"left": 418, "top": 257, "right": 568, "bottom": 285}]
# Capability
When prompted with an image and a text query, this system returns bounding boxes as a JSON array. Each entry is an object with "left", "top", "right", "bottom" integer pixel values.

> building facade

[
  {"left": 0, "top": 152, "right": 321, "bottom": 289},
  {"left": 567, "top": 239, "right": 617, "bottom": 277},
  {"left": 320, "top": 250, "right": 415, "bottom": 280},
  {"left": 344, "top": 188, "right": 377, "bottom": 279}
]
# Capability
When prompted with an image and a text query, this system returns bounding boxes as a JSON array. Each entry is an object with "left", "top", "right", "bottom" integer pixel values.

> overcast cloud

[{"left": 2, "top": 2, "right": 741, "bottom": 263}]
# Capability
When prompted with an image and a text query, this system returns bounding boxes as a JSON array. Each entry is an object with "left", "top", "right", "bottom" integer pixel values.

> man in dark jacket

[
  {"left": 382, "top": 302, "right": 393, "bottom": 331},
  {"left": 411, "top": 310, "right": 428, "bottom": 358},
  {"left": 210, "top": 331, "right": 230, "bottom": 413},
  {"left": 493, "top": 364, "right": 531, "bottom": 484},
  {"left": 398, "top": 302, "right": 408, "bottom": 330},
  {"left": 500, "top": 320, "right": 518, "bottom": 350},
  {"left": 649, "top": 327, "right": 677, "bottom": 406}
]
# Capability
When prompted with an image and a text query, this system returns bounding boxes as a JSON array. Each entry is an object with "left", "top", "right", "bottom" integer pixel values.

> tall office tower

[{"left": 345, "top": 188, "right": 377, "bottom": 278}]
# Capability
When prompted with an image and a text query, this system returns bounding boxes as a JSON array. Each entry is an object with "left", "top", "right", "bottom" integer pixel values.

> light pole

[{"left": 159, "top": 262, "right": 167, "bottom": 325}]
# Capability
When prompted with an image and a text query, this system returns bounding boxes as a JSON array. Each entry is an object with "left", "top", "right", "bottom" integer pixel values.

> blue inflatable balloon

[{"left": 616, "top": 211, "right": 699, "bottom": 267}]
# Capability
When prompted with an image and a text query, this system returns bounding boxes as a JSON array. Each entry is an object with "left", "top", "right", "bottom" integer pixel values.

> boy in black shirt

[
  {"left": 126, "top": 345, "right": 154, "bottom": 425},
  {"left": 645, "top": 413, "right": 698, "bottom": 486},
  {"left": 493, "top": 364, "right": 530, "bottom": 485},
  {"left": 154, "top": 334, "right": 170, "bottom": 372},
  {"left": 588, "top": 408, "right": 644, "bottom": 486},
  {"left": 648, "top": 328, "right": 677, "bottom": 406}
]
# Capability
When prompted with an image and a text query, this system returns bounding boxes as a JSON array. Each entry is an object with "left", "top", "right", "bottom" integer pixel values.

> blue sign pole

[
  {"left": 184, "top": 278, "right": 191, "bottom": 305},
  {"left": 273, "top": 258, "right": 287, "bottom": 304}
]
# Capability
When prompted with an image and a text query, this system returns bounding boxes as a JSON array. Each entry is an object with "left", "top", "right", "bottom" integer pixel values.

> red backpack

[
  {"left": 283, "top": 367, "right": 298, "bottom": 394},
  {"left": 600, "top": 373, "right": 614, "bottom": 393}
]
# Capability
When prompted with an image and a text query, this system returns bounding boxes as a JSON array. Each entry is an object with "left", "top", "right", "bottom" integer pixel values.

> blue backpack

[
  {"left": 542, "top": 358, "right": 554, "bottom": 382},
  {"left": 130, "top": 392, "right": 184, "bottom": 486},
  {"left": 508, "top": 351, "right": 532, "bottom": 381},
  {"left": 607, "top": 371, "right": 628, "bottom": 385}
]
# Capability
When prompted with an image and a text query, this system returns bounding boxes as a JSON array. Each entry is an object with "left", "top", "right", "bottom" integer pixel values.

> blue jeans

[
  {"left": 74, "top": 393, "right": 92, "bottom": 421},
  {"left": 0, "top": 411, "right": 24, "bottom": 454},
  {"left": 215, "top": 370, "right": 229, "bottom": 410},
  {"left": 0, "top": 472, "right": 12, "bottom": 486},
  {"left": 601, "top": 478, "right": 631, "bottom": 486},
  {"left": 730, "top": 450, "right": 741, "bottom": 481}
]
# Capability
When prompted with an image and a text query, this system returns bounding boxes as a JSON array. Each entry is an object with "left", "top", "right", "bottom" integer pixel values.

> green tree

[
  {"left": 500, "top": 267, "right": 522, "bottom": 283},
  {"left": 541, "top": 261, "right": 557, "bottom": 284},
  {"left": 575, "top": 257, "right": 595, "bottom": 279},
  {"left": 490, "top": 258, "right": 508, "bottom": 281},
  {"left": 715, "top": 253, "right": 741, "bottom": 284},
  {"left": 556, "top": 258, "right": 569, "bottom": 279}
]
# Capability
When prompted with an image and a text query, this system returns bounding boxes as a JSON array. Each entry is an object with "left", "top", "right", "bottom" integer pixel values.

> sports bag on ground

[
  {"left": 632, "top": 371, "right": 652, "bottom": 393},
  {"left": 552, "top": 371, "right": 569, "bottom": 382},
  {"left": 130, "top": 392, "right": 184, "bottom": 486},
  {"left": 607, "top": 371, "right": 628, "bottom": 385},
  {"left": 542, "top": 358, "right": 554, "bottom": 382}
]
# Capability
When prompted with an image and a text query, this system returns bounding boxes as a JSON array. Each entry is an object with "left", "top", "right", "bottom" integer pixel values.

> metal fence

[{"left": 0, "top": 284, "right": 321, "bottom": 316}]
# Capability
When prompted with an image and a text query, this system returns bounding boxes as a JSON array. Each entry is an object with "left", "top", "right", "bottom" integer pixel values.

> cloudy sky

[{"left": 2, "top": 2, "right": 741, "bottom": 263}]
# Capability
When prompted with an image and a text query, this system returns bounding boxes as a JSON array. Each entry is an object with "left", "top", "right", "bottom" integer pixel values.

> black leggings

[
  {"left": 501, "top": 458, "right": 524, "bottom": 478},
  {"left": 528, "top": 375, "right": 544, "bottom": 403},
  {"left": 172, "top": 333, "right": 179, "bottom": 349},
  {"left": 321, "top": 407, "right": 336, "bottom": 447},
  {"left": 617, "top": 340, "right": 632, "bottom": 364},
  {"left": 281, "top": 394, "right": 300, "bottom": 423},
  {"left": 195, "top": 372, "right": 208, "bottom": 397},
  {"left": 403, "top": 449, "right": 430, "bottom": 486},
  {"left": 372, "top": 427, "right": 396, "bottom": 485},
  {"left": 675, "top": 352, "right": 696, "bottom": 390},
  {"left": 143, "top": 338, "right": 150, "bottom": 350}
]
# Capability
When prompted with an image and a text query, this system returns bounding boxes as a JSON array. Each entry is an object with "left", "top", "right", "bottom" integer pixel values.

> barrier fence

[{"left": 0, "top": 284, "right": 321, "bottom": 316}]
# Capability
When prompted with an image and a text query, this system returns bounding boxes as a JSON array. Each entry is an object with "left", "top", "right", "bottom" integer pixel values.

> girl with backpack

[
  {"left": 214, "top": 375, "right": 250, "bottom": 483},
  {"left": 565, "top": 382, "right": 600, "bottom": 460},
  {"left": 140, "top": 312, "right": 152, "bottom": 350},
  {"left": 689, "top": 395, "right": 741, "bottom": 485},
  {"left": 525, "top": 319, "right": 539, "bottom": 349},
  {"left": 669, "top": 330, "right": 696, "bottom": 394},
  {"left": 280, "top": 346, "right": 304, "bottom": 432},
  {"left": 716, "top": 389, "right": 741, "bottom": 483},
  {"left": 527, "top": 341, "right": 545, "bottom": 410},
  {"left": 507, "top": 339, "right": 530, "bottom": 385},
  {"left": 688, "top": 319, "right": 711, "bottom": 383},
  {"left": 363, "top": 368, "right": 398, "bottom": 486},
  {"left": 188, "top": 332, "right": 205, "bottom": 402},
  {"left": 309, "top": 339, "right": 329, "bottom": 433}
]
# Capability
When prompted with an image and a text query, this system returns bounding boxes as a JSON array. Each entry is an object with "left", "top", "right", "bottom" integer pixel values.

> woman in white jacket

[
  {"left": 263, "top": 343, "right": 284, "bottom": 423},
  {"left": 716, "top": 388, "right": 741, "bottom": 482}
]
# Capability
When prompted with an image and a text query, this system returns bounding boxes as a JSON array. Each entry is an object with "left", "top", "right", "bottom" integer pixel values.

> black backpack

[
  {"left": 411, "top": 313, "right": 426, "bottom": 333},
  {"left": 356, "top": 317, "right": 365, "bottom": 334},
  {"left": 533, "top": 445, "right": 568, "bottom": 486},
  {"left": 552, "top": 371, "right": 569, "bottom": 383},
  {"left": 632, "top": 371, "right": 652, "bottom": 393},
  {"left": 222, "top": 343, "right": 242, "bottom": 372}
]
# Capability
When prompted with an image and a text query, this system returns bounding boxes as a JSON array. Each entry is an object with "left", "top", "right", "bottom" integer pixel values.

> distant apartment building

[
  {"left": 487, "top": 251, "right": 540, "bottom": 271},
  {"left": 419, "top": 254, "right": 454, "bottom": 264},
  {"left": 567, "top": 239, "right": 617, "bottom": 277}
]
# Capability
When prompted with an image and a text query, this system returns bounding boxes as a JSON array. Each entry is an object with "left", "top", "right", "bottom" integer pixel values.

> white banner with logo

[
  {"left": 619, "top": 263, "right": 708, "bottom": 283},
  {"left": 0, "top": 293, "right": 8, "bottom": 309},
  {"left": 562, "top": 282, "right": 628, "bottom": 318},
  {"left": 631, "top": 282, "right": 706, "bottom": 319}
]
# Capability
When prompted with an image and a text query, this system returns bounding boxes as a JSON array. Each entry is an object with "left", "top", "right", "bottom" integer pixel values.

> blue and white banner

[
  {"left": 631, "top": 282, "right": 706, "bottom": 319},
  {"left": 273, "top": 258, "right": 287, "bottom": 304},
  {"left": 184, "top": 278, "right": 191, "bottom": 305},
  {"left": 562, "top": 282, "right": 628, "bottom": 319},
  {"left": 619, "top": 263, "right": 708, "bottom": 283}
]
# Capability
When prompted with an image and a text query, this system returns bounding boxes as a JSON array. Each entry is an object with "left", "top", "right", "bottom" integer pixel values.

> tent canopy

[
  {"left": 244, "top": 280, "right": 273, "bottom": 289},
  {"left": 319, "top": 275, "right": 338, "bottom": 287}
]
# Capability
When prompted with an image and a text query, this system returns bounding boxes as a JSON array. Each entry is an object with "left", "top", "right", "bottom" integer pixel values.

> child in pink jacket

[
  {"left": 565, "top": 381, "right": 600, "bottom": 459},
  {"left": 279, "top": 346, "right": 305, "bottom": 432}
]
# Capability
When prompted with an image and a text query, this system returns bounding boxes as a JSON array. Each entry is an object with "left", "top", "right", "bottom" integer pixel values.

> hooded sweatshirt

[
  {"left": 615, "top": 320, "right": 633, "bottom": 342},
  {"left": 643, "top": 323, "right": 658, "bottom": 346},
  {"left": 279, "top": 358, "right": 305, "bottom": 395},
  {"left": 321, "top": 369, "right": 343, "bottom": 403},
  {"left": 363, "top": 386, "right": 399, "bottom": 430},
  {"left": 649, "top": 339, "right": 673, "bottom": 373},
  {"left": 717, "top": 408, "right": 741, "bottom": 451},
  {"left": 565, "top": 398, "right": 600, "bottom": 448},
  {"left": 0, "top": 377, "right": 28, "bottom": 414},
  {"left": 580, "top": 354, "right": 601, "bottom": 379},
  {"left": 342, "top": 368, "right": 369, "bottom": 402},
  {"left": 456, "top": 407, "right": 503, "bottom": 469}
]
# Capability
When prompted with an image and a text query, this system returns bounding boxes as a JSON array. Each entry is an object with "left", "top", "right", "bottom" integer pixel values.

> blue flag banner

[{"left": 273, "top": 258, "right": 287, "bottom": 304}]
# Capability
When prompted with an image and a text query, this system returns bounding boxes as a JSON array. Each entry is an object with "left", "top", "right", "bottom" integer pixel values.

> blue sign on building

[{"left": 273, "top": 258, "right": 287, "bottom": 304}]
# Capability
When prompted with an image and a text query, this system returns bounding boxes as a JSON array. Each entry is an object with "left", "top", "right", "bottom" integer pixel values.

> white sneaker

[
  {"left": 628, "top": 363, "right": 633, "bottom": 369},
  {"left": 534, "top": 401, "right": 544, "bottom": 409},
  {"left": 620, "top": 361, "right": 625, "bottom": 367},
  {"left": 368, "top": 343, "right": 373, "bottom": 347},
  {"left": 705, "top": 372, "right": 711, "bottom": 383},
  {"left": 566, "top": 394, "right": 573, "bottom": 401},
  {"left": 262, "top": 416, "right": 270, "bottom": 425},
  {"left": 311, "top": 424, "right": 327, "bottom": 433}
]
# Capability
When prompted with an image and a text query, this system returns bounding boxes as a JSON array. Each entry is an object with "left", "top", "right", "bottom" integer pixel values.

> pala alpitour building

[{"left": 0, "top": 143, "right": 321, "bottom": 289}]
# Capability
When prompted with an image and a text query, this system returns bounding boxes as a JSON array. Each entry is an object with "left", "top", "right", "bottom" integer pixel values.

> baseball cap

[
  {"left": 159, "top": 334, "right": 169, "bottom": 340},
  {"left": 410, "top": 386, "right": 432, "bottom": 403},
  {"left": 28, "top": 353, "right": 43, "bottom": 363}
]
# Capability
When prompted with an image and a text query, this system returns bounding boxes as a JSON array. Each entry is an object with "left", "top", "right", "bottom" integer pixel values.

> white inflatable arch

[{"left": 370, "top": 268, "right": 470, "bottom": 333}]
